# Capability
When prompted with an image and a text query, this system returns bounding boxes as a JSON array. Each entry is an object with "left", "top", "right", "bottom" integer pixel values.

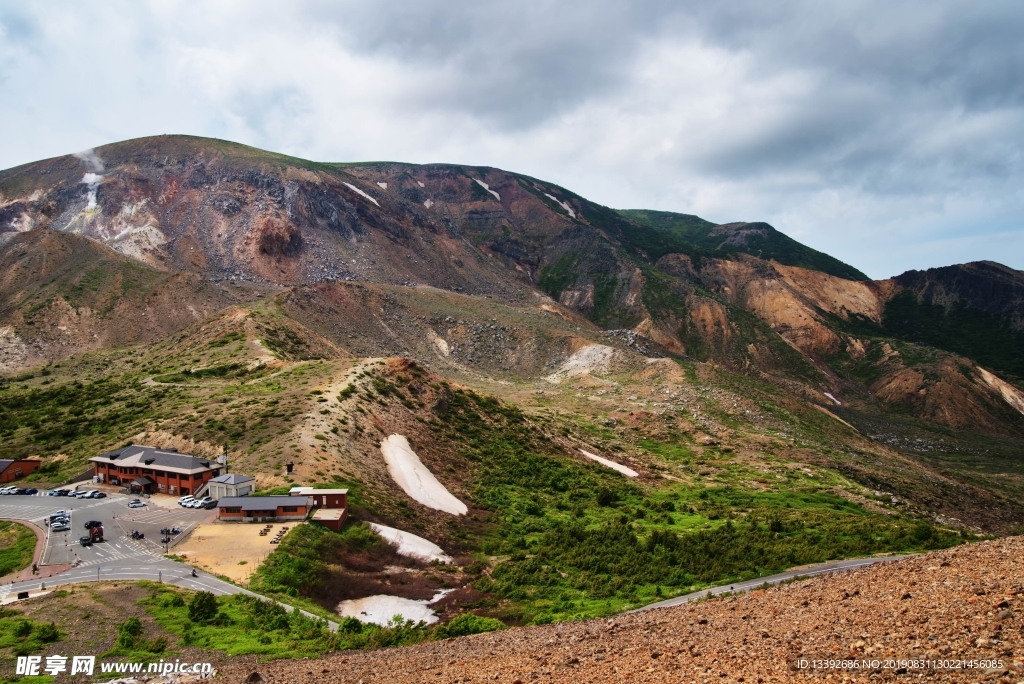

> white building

[{"left": 206, "top": 473, "right": 255, "bottom": 500}]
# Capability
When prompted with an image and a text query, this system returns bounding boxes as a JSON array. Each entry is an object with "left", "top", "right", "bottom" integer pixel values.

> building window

[
  {"left": 193, "top": 473, "right": 203, "bottom": 480},
  {"left": 282, "top": 506, "right": 299, "bottom": 513},
  {"left": 225, "top": 507, "right": 242, "bottom": 513}
]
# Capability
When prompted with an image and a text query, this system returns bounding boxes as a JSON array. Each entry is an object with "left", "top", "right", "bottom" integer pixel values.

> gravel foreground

[{"left": 219, "top": 538, "right": 1023, "bottom": 683}]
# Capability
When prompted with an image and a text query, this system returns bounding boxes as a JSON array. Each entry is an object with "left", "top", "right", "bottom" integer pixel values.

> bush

[
  {"left": 188, "top": 591, "right": 219, "bottom": 623},
  {"left": 435, "top": 613, "right": 505, "bottom": 639},
  {"left": 116, "top": 617, "right": 143, "bottom": 649}
]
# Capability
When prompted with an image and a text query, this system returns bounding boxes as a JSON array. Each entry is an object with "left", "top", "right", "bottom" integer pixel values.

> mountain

[{"left": 1, "top": 135, "right": 1023, "bottom": 628}]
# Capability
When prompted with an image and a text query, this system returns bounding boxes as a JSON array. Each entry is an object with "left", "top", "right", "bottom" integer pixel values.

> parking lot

[{"left": 0, "top": 492, "right": 214, "bottom": 567}]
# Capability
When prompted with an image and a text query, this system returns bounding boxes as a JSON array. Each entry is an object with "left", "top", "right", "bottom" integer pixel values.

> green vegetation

[
  {"left": 429, "top": 390, "right": 959, "bottom": 623},
  {"left": 0, "top": 522, "right": 37, "bottom": 577},
  {"left": 883, "top": 290, "right": 1024, "bottom": 380},
  {"left": 618, "top": 209, "right": 868, "bottom": 280},
  {"left": 0, "top": 608, "right": 61, "bottom": 656}
]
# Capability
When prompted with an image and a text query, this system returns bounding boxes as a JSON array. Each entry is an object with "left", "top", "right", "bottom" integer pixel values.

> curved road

[
  {"left": 0, "top": 493, "right": 337, "bottom": 630},
  {"left": 632, "top": 555, "right": 910, "bottom": 613}
]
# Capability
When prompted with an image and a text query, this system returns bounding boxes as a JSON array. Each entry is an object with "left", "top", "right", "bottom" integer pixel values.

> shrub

[
  {"left": 188, "top": 591, "right": 219, "bottom": 623},
  {"left": 435, "top": 613, "right": 505, "bottom": 639}
]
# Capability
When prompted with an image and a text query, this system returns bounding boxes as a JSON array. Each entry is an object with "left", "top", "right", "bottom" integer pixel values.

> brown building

[
  {"left": 290, "top": 487, "right": 349, "bottom": 530},
  {"left": 288, "top": 487, "right": 348, "bottom": 509},
  {"left": 89, "top": 445, "right": 221, "bottom": 496},
  {"left": 0, "top": 459, "right": 41, "bottom": 483},
  {"left": 217, "top": 495, "right": 313, "bottom": 522}
]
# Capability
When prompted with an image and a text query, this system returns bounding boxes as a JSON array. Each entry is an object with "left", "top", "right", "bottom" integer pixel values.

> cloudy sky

[{"left": 1, "top": 1, "right": 1022, "bottom": 278}]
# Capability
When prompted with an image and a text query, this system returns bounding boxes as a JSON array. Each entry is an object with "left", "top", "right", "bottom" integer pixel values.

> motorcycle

[
  {"left": 191, "top": 569, "right": 198, "bottom": 578},
  {"left": 130, "top": 530, "right": 145, "bottom": 540}
]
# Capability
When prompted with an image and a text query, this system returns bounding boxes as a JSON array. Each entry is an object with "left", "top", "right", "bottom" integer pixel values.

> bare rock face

[{"left": 255, "top": 217, "right": 303, "bottom": 258}]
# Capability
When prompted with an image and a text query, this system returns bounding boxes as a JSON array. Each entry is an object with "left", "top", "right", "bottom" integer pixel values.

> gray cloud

[{"left": 0, "top": 0, "right": 1022, "bottom": 277}]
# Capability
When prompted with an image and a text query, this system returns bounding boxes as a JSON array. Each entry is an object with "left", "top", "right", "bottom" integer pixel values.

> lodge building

[{"left": 89, "top": 445, "right": 222, "bottom": 496}]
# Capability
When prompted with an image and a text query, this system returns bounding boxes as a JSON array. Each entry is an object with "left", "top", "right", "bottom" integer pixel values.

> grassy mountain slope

[{"left": 618, "top": 209, "right": 869, "bottom": 280}]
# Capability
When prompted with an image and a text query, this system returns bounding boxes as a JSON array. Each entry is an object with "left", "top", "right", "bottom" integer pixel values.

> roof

[
  {"left": 289, "top": 486, "right": 349, "bottom": 495},
  {"left": 209, "top": 473, "right": 255, "bottom": 485},
  {"left": 0, "top": 460, "right": 12, "bottom": 473},
  {"left": 218, "top": 496, "right": 312, "bottom": 511},
  {"left": 133, "top": 476, "right": 154, "bottom": 485},
  {"left": 89, "top": 445, "right": 220, "bottom": 475},
  {"left": 312, "top": 509, "right": 346, "bottom": 521}
]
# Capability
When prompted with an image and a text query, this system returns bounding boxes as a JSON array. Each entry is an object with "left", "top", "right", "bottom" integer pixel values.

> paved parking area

[{"left": 0, "top": 493, "right": 212, "bottom": 567}]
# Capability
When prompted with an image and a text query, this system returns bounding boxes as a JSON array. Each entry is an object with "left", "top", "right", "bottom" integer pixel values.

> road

[
  {"left": 0, "top": 492, "right": 338, "bottom": 630},
  {"left": 632, "top": 555, "right": 910, "bottom": 612}
]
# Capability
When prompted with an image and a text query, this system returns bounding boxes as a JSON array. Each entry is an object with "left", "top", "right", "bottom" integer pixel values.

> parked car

[
  {"left": 202, "top": 499, "right": 219, "bottom": 509},
  {"left": 91, "top": 492, "right": 107, "bottom": 498},
  {"left": 84, "top": 520, "right": 103, "bottom": 529},
  {"left": 177, "top": 495, "right": 195, "bottom": 504},
  {"left": 127, "top": 499, "right": 146, "bottom": 508},
  {"left": 51, "top": 522, "right": 70, "bottom": 532},
  {"left": 178, "top": 497, "right": 196, "bottom": 507},
  {"left": 0, "top": 486, "right": 14, "bottom": 494},
  {"left": 8, "top": 488, "right": 25, "bottom": 495},
  {"left": 79, "top": 536, "right": 92, "bottom": 547},
  {"left": 54, "top": 489, "right": 70, "bottom": 496},
  {"left": 24, "top": 488, "right": 38, "bottom": 495}
]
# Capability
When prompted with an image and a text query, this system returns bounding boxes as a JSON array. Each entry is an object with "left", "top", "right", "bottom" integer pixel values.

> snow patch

[
  {"left": 380, "top": 434, "right": 467, "bottom": 515},
  {"left": 544, "top": 193, "right": 576, "bottom": 218},
  {"left": 369, "top": 523, "right": 452, "bottom": 563},
  {"left": 823, "top": 392, "right": 841, "bottom": 406},
  {"left": 343, "top": 182, "right": 380, "bottom": 207},
  {"left": 473, "top": 179, "right": 500, "bottom": 201},
  {"left": 417, "top": 181, "right": 425, "bottom": 188},
  {"left": 579, "top": 449, "right": 638, "bottom": 477},
  {"left": 377, "top": 182, "right": 387, "bottom": 189},
  {"left": 336, "top": 589, "right": 452, "bottom": 626},
  {"left": 423, "top": 199, "right": 434, "bottom": 209},
  {"left": 545, "top": 344, "right": 614, "bottom": 383}
]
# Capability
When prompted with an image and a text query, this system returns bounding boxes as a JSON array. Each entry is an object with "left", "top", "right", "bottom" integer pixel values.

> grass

[
  {"left": 0, "top": 607, "right": 61, "bottom": 656},
  {"left": 0, "top": 522, "right": 37, "bottom": 577}
]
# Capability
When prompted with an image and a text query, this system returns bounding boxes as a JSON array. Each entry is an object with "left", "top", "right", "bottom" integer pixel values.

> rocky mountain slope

[
  {"left": 218, "top": 538, "right": 1024, "bottom": 683},
  {"left": 1, "top": 136, "right": 1023, "bottom": 631}
]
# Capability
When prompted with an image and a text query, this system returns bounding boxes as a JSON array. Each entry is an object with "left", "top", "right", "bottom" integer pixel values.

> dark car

[
  {"left": 24, "top": 488, "right": 38, "bottom": 495},
  {"left": 84, "top": 520, "right": 103, "bottom": 529},
  {"left": 79, "top": 536, "right": 92, "bottom": 547},
  {"left": 9, "top": 488, "right": 25, "bottom": 495},
  {"left": 202, "top": 500, "right": 219, "bottom": 509},
  {"left": 56, "top": 489, "right": 70, "bottom": 496},
  {"left": 91, "top": 492, "right": 107, "bottom": 498}
]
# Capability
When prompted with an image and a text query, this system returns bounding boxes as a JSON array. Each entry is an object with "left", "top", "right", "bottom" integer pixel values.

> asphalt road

[
  {"left": 632, "top": 555, "right": 910, "bottom": 612},
  {"left": 0, "top": 492, "right": 338, "bottom": 630}
]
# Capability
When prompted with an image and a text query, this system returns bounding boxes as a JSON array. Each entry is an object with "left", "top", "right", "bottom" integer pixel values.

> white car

[
  {"left": 0, "top": 486, "right": 17, "bottom": 494},
  {"left": 127, "top": 499, "right": 146, "bottom": 508},
  {"left": 179, "top": 497, "right": 196, "bottom": 507},
  {"left": 51, "top": 522, "right": 70, "bottom": 532},
  {"left": 177, "top": 495, "right": 193, "bottom": 504}
]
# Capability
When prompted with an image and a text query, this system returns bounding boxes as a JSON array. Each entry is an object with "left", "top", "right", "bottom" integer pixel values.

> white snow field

[
  {"left": 336, "top": 589, "right": 452, "bottom": 626},
  {"left": 473, "top": 179, "right": 501, "bottom": 201},
  {"left": 343, "top": 182, "right": 380, "bottom": 207},
  {"left": 823, "top": 392, "right": 842, "bottom": 405},
  {"left": 544, "top": 193, "right": 576, "bottom": 218},
  {"left": 380, "top": 434, "right": 468, "bottom": 515},
  {"left": 579, "top": 449, "right": 639, "bottom": 478},
  {"left": 369, "top": 523, "right": 452, "bottom": 563}
]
